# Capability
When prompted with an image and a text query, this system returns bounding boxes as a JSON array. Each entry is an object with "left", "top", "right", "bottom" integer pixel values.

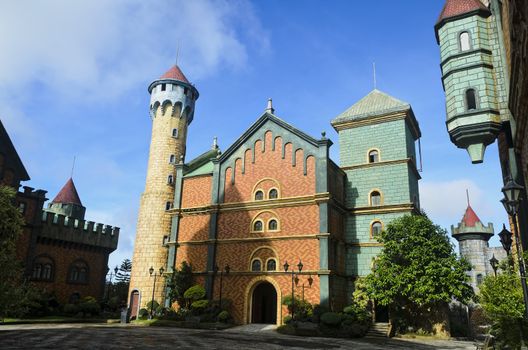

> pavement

[{"left": 0, "top": 323, "right": 476, "bottom": 349}]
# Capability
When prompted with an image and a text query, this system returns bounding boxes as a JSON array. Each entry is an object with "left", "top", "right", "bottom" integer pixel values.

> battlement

[
  {"left": 149, "top": 82, "right": 197, "bottom": 124},
  {"left": 40, "top": 210, "right": 119, "bottom": 251},
  {"left": 451, "top": 220, "right": 494, "bottom": 240},
  {"left": 21, "top": 185, "right": 47, "bottom": 199}
]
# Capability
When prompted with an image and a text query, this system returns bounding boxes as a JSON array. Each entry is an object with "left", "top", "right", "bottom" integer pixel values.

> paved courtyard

[{"left": 0, "top": 323, "right": 476, "bottom": 349}]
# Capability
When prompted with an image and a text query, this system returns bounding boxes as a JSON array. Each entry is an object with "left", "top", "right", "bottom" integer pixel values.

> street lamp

[
  {"left": 284, "top": 260, "right": 303, "bottom": 321},
  {"left": 500, "top": 177, "right": 528, "bottom": 319},
  {"left": 295, "top": 274, "right": 314, "bottom": 302},
  {"left": 214, "top": 264, "right": 230, "bottom": 310},
  {"left": 499, "top": 224, "right": 513, "bottom": 256},
  {"left": 489, "top": 255, "right": 499, "bottom": 277},
  {"left": 149, "top": 266, "right": 165, "bottom": 319},
  {"left": 105, "top": 265, "right": 119, "bottom": 302}
]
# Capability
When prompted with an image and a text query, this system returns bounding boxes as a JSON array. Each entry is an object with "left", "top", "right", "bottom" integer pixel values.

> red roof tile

[
  {"left": 52, "top": 178, "right": 82, "bottom": 206},
  {"left": 159, "top": 65, "right": 189, "bottom": 83},
  {"left": 437, "top": 0, "right": 489, "bottom": 25},
  {"left": 461, "top": 205, "right": 481, "bottom": 227}
]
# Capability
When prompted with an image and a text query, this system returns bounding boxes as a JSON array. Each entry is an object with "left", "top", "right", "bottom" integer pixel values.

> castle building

[
  {"left": 129, "top": 65, "right": 422, "bottom": 324},
  {"left": 451, "top": 204, "right": 506, "bottom": 292},
  {"left": 0, "top": 119, "right": 119, "bottom": 303},
  {"left": 435, "top": 0, "right": 528, "bottom": 248}
]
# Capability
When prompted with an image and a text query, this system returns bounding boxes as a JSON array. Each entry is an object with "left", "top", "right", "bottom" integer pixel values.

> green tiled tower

[
  {"left": 435, "top": 0, "right": 509, "bottom": 163},
  {"left": 331, "top": 89, "right": 421, "bottom": 280}
]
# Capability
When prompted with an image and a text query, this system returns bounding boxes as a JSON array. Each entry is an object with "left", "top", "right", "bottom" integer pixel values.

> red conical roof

[
  {"left": 52, "top": 178, "right": 82, "bottom": 206},
  {"left": 159, "top": 65, "right": 189, "bottom": 84},
  {"left": 461, "top": 205, "right": 481, "bottom": 227},
  {"left": 437, "top": 0, "right": 490, "bottom": 25}
]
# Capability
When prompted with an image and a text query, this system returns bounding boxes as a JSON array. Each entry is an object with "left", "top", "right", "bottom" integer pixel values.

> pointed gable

[
  {"left": 159, "top": 65, "right": 190, "bottom": 84},
  {"left": 461, "top": 205, "right": 482, "bottom": 227},
  {"left": 52, "top": 178, "right": 82, "bottom": 206}
]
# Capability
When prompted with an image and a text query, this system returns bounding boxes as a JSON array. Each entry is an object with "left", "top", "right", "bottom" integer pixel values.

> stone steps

[{"left": 366, "top": 322, "right": 389, "bottom": 338}]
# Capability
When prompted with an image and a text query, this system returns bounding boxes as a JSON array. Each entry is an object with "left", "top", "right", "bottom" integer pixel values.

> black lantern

[
  {"left": 297, "top": 260, "right": 303, "bottom": 273},
  {"left": 159, "top": 267, "right": 164, "bottom": 275},
  {"left": 498, "top": 224, "right": 513, "bottom": 255},
  {"left": 489, "top": 254, "right": 499, "bottom": 277},
  {"left": 149, "top": 266, "right": 154, "bottom": 276},
  {"left": 213, "top": 265, "right": 219, "bottom": 274},
  {"left": 225, "top": 265, "right": 230, "bottom": 274},
  {"left": 283, "top": 261, "right": 289, "bottom": 272},
  {"left": 308, "top": 275, "right": 313, "bottom": 287},
  {"left": 501, "top": 177, "right": 524, "bottom": 215}
]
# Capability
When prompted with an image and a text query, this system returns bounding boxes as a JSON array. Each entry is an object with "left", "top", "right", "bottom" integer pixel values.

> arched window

[
  {"left": 466, "top": 89, "right": 477, "bottom": 111},
  {"left": 368, "top": 150, "right": 379, "bottom": 163},
  {"left": 254, "top": 190, "right": 264, "bottom": 201},
  {"left": 371, "top": 221, "right": 383, "bottom": 237},
  {"left": 172, "top": 128, "right": 178, "bottom": 138},
  {"left": 266, "top": 259, "right": 277, "bottom": 271},
  {"left": 68, "top": 260, "right": 89, "bottom": 284},
  {"left": 31, "top": 255, "right": 54, "bottom": 281},
  {"left": 370, "top": 191, "right": 381, "bottom": 206},
  {"left": 253, "top": 220, "right": 263, "bottom": 232},
  {"left": 459, "top": 32, "right": 471, "bottom": 51},
  {"left": 268, "top": 219, "right": 278, "bottom": 231},
  {"left": 476, "top": 274, "right": 483, "bottom": 286},
  {"left": 269, "top": 188, "right": 278, "bottom": 199},
  {"left": 167, "top": 175, "right": 173, "bottom": 185},
  {"left": 169, "top": 154, "right": 176, "bottom": 163},
  {"left": 251, "top": 259, "right": 261, "bottom": 271}
]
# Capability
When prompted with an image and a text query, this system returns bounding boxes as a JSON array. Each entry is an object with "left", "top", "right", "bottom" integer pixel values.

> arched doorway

[
  {"left": 129, "top": 290, "right": 140, "bottom": 320},
  {"left": 251, "top": 282, "right": 277, "bottom": 324}
]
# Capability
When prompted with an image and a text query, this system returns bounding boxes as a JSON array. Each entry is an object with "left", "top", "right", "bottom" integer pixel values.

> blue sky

[{"left": 0, "top": 0, "right": 508, "bottom": 270}]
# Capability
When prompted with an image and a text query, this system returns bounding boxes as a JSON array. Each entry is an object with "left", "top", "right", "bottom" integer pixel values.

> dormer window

[
  {"left": 466, "top": 89, "right": 477, "bottom": 111},
  {"left": 459, "top": 32, "right": 471, "bottom": 52}
]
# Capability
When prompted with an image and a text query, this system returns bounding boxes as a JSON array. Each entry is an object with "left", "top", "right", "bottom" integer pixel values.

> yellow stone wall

[{"left": 129, "top": 103, "right": 187, "bottom": 308}]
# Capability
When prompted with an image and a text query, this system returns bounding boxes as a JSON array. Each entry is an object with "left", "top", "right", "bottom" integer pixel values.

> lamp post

[
  {"left": 295, "top": 275, "right": 314, "bottom": 302},
  {"left": 500, "top": 177, "right": 528, "bottom": 319},
  {"left": 499, "top": 224, "right": 513, "bottom": 256},
  {"left": 489, "top": 255, "right": 499, "bottom": 277},
  {"left": 104, "top": 265, "right": 119, "bottom": 302},
  {"left": 149, "top": 266, "right": 164, "bottom": 319},
  {"left": 214, "top": 264, "right": 230, "bottom": 310},
  {"left": 284, "top": 260, "right": 303, "bottom": 320}
]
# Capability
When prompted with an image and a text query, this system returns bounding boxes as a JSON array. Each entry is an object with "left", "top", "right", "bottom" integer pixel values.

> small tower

[
  {"left": 129, "top": 65, "right": 199, "bottom": 310},
  {"left": 46, "top": 178, "right": 86, "bottom": 220},
  {"left": 451, "top": 204, "right": 494, "bottom": 291},
  {"left": 435, "top": 0, "right": 507, "bottom": 163}
]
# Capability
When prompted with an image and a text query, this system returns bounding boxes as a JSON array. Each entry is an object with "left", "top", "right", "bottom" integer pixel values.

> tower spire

[
  {"left": 373, "top": 62, "right": 377, "bottom": 89},
  {"left": 70, "top": 155, "right": 76, "bottom": 179},
  {"left": 265, "top": 98, "right": 274, "bottom": 114}
]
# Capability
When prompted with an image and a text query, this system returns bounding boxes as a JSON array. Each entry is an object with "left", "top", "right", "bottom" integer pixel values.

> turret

[
  {"left": 435, "top": 0, "right": 503, "bottom": 163},
  {"left": 46, "top": 178, "right": 86, "bottom": 220},
  {"left": 129, "top": 64, "right": 198, "bottom": 316}
]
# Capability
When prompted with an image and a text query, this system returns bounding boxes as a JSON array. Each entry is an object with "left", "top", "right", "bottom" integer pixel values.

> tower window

[
  {"left": 370, "top": 191, "right": 381, "bottom": 206},
  {"left": 161, "top": 83, "right": 166, "bottom": 91},
  {"left": 368, "top": 150, "right": 379, "bottom": 163},
  {"left": 169, "top": 155, "right": 176, "bottom": 163},
  {"left": 184, "top": 87, "right": 189, "bottom": 95},
  {"left": 254, "top": 190, "right": 264, "bottom": 201},
  {"left": 167, "top": 175, "right": 173, "bottom": 185},
  {"left": 459, "top": 32, "right": 471, "bottom": 52},
  {"left": 466, "top": 89, "right": 477, "bottom": 111},
  {"left": 476, "top": 274, "right": 483, "bottom": 286},
  {"left": 269, "top": 188, "right": 278, "bottom": 199},
  {"left": 371, "top": 221, "right": 383, "bottom": 237},
  {"left": 268, "top": 219, "right": 278, "bottom": 231},
  {"left": 251, "top": 259, "right": 262, "bottom": 272},
  {"left": 165, "top": 202, "right": 172, "bottom": 210},
  {"left": 253, "top": 220, "right": 263, "bottom": 232},
  {"left": 266, "top": 259, "right": 277, "bottom": 271},
  {"left": 172, "top": 128, "right": 178, "bottom": 138}
]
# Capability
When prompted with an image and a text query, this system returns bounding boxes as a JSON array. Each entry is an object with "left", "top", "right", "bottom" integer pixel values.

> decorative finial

[
  {"left": 466, "top": 189, "right": 470, "bottom": 206},
  {"left": 70, "top": 156, "right": 76, "bottom": 178},
  {"left": 373, "top": 62, "right": 377, "bottom": 90},
  {"left": 176, "top": 42, "right": 180, "bottom": 66},
  {"left": 265, "top": 98, "right": 274, "bottom": 114},
  {"left": 216, "top": 149, "right": 222, "bottom": 158},
  {"left": 321, "top": 131, "right": 326, "bottom": 139},
  {"left": 212, "top": 136, "right": 218, "bottom": 150}
]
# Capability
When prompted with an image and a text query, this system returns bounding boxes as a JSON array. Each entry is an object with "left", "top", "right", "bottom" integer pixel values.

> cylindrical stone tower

[{"left": 129, "top": 65, "right": 199, "bottom": 313}]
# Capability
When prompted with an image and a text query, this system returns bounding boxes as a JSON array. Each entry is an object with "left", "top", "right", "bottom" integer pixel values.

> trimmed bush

[
  {"left": 217, "top": 310, "right": 230, "bottom": 323},
  {"left": 146, "top": 300, "right": 160, "bottom": 311},
  {"left": 138, "top": 308, "right": 149, "bottom": 319},
  {"left": 342, "top": 304, "right": 371, "bottom": 324},
  {"left": 79, "top": 296, "right": 100, "bottom": 316},
  {"left": 320, "top": 312, "right": 342, "bottom": 326},
  {"left": 184, "top": 285, "right": 206, "bottom": 301},
  {"left": 190, "top": 299, "right": 209, "bottom": 313}
]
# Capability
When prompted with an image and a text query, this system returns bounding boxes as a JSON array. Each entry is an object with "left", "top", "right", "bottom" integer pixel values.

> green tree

[
  {"left": 167, "top": 261, "right": 193, "bottom": 307},
  {"left": 479, "top": 268, "right": 527, "bottom": 349},
  {"left": 0, "top": 186, "right": 30, "bottom": 320},
  {"left": 115, "top": 259, "right": 132, "bottom": 283},
  {"left": 364, "top": 214, "right": 474, "bottom": 333}
]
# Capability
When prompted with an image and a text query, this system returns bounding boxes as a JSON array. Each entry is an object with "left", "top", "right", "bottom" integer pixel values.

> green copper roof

[
  {"left": 331, "top": 89, "right": 411, "bottom": 124},
  {"left": 183, "top": 148, "right": 218, "bottom": 178}
]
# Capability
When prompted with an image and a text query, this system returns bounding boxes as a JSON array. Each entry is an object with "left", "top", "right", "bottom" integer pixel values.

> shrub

[
  {"left": 217, "top": 310, "right": 230, "bottom": 323},
  {"left": 63, "top": 303, "right": 80, "bottom": 315},
  {"left": 184, "top": 285, "right": 206, "bottom": 301},
  {"left": 312, "top": 304, "right": 330, "bottom": 323},
  {"left": 79, "top": 296, "right": 100, "bottom": 316},
  {"left": 146, "top": 300, "right": 160, "bottom": 311},
  {"left": 283, "top": 315, "right": 292, "bottom": 324},
  {"left": 320, "top": 312, "right": 342, "bottom": 327},
  {"left": 138, "top": 308, "right": 149, "bottom": 319},
  {"left": 342, "top": 304, "right": 371, "bottom": 324},
  {"left": 190, "top": 299, "right": 209, "bottom": 314}
]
